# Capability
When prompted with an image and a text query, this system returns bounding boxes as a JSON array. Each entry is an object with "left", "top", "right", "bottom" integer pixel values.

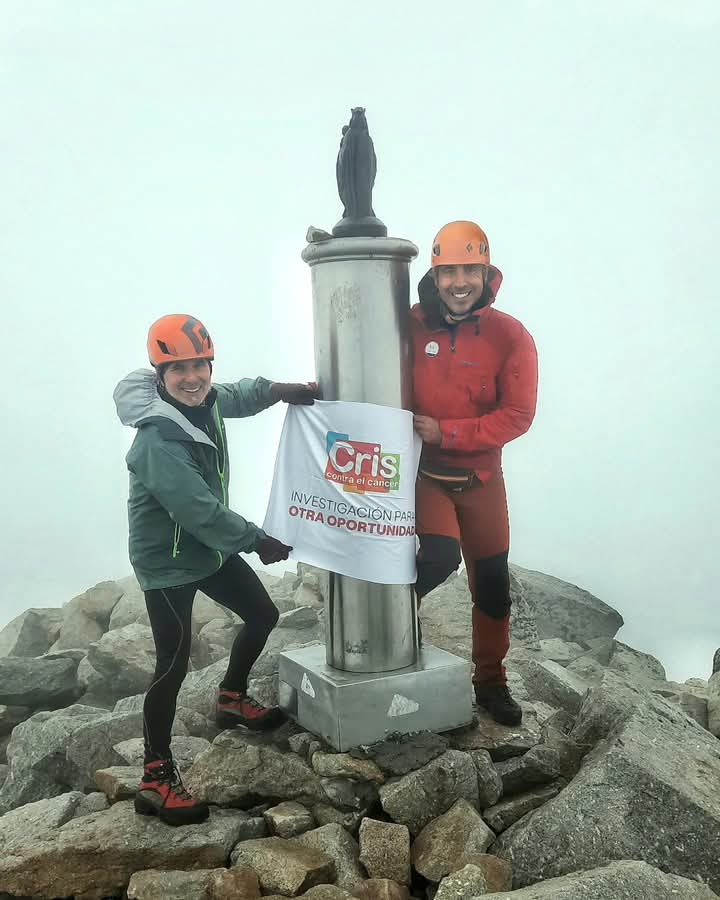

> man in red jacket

[{"left": 411, "top": 220, "right": 538, "bottom": 726}]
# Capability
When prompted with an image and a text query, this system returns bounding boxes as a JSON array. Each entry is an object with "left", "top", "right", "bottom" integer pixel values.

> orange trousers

[{"left": 415, "top": 470, "right": 511, "bottom": 687}]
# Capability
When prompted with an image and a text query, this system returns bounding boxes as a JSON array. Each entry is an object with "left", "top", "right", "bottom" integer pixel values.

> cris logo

[{"left": 324, "top": 431, "right": 401, "bottom": 494}]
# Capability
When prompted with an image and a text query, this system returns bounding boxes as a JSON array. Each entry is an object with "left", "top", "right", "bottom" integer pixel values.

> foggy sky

[{"left": 1, "top": 1, "right": 718, "bottom": 682}]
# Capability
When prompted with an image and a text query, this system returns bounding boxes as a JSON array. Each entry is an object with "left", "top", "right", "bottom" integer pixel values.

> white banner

[{"left": 263, "top": 400, "right": 421, "bottom": 584}]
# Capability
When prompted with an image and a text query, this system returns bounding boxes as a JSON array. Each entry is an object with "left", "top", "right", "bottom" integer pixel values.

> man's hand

[
  {"left": 257, "top": 536, "right": 292, "bottom": 564},
  {"left": 271, "top": 382, "right": 318, "bottom": 405},
  {"left": 413, "top": 415, "right": 442, "bottom": 445}
]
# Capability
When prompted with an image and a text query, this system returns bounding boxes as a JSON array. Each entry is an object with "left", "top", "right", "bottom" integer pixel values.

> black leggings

[{"left": 142, "top": 554, "right": 279, "bottom": 762}]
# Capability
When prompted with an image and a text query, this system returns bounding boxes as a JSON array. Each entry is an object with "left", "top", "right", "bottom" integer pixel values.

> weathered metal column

[
  {"left": 277, "top": 108, "right": 473, "bottom": 749},
  {"left": 305, "top": 235, "right": 418, "bottom": 673}
]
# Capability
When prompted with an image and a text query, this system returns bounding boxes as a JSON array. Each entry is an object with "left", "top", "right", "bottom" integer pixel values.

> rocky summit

[{"left": 0, "top": 563, "right": 718, "bottom": 899}]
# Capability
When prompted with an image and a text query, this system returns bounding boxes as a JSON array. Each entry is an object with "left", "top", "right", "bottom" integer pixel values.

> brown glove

[
  {"left": 257, "top": 536, "right": 292, "bottom": 564},
  {"left": 270, "top": 382, "right": 318, "bottom": 405}
]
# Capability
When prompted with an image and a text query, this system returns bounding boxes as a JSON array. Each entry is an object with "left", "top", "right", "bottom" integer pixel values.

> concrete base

[{"left": 278, "top": 643, "right": 473, "bottom": 751}]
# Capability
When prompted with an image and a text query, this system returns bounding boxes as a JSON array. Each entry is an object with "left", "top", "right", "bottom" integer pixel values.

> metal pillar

[
  {"left": 277, "top": 110, "right": 473, "bottom": 749},
  {"left": 307, "top": 236, "right": 418, "bottom": 674}
]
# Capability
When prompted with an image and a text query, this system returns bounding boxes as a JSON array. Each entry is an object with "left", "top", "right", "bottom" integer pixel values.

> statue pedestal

[
  {"left": 278, "top": 643, "right": 473, "bottom": 751},
  {"left": 332, "top": 215, "right": 387, "bottom": 238}
]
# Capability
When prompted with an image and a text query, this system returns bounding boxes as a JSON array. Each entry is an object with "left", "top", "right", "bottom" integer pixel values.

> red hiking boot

[
  {"left": 215, "top": 688, "right": 286, "bottom": 731},
  {"left": 134, "top": 758, "right": 209, "bottom": 826}
]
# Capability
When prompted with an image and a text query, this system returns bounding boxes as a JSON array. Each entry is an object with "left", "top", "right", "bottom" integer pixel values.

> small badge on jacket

[{"left": 424, "top": 341, "right": 439, "bottom": 358}]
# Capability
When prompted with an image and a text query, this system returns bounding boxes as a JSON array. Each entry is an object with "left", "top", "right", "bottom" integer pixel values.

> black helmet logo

[{"left": 181, "top": 316, "right": 212, "bottom": 353}]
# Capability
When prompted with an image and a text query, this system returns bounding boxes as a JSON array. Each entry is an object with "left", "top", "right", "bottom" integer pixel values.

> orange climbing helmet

[
  {"left": 431, "top": 221, "right": 490, "bottom": 267},
  {"left": 147, "top": 314, "right": 214, "bottom": 367}
]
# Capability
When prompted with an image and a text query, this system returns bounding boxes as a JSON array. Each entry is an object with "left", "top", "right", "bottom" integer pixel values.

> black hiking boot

[{"left": 474, "top": 683, "right": 523, "bottom": 727}]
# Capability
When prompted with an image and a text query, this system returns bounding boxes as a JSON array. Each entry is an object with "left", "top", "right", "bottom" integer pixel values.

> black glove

[
  {"left": 270, "top": 382, "right": 318, "bottom": 405},
  {"left": 257, "top": 536, "right": 292, "bottom": 565}
]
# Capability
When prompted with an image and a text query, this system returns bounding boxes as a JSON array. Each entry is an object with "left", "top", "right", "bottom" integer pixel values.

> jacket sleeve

[
  {"left": 214, "top": 377, "right": 276, "bottom": 418},
  {"left": 439, "top": 326, "right": 538, "bottom": 452},
  {"left": 127, "top": 437, "right": 265, "bottom": 554}
]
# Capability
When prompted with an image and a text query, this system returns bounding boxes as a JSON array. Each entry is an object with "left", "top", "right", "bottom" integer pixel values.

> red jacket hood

[{"left": 414, "top": 264, "right": 504, "bottom": 328}]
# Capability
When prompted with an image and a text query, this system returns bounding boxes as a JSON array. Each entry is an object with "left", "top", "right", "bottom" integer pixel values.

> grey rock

[
  {"left": 537, "top": 718, "right": 587, "bottom": 778},
  {"left": 575, "top": 636, "right": 615, "bottom": 666},
  {"left": 477, "top": 860, "right": 719, "bottom": 898},
  {"left": 537, "top": 639, "right": 586, "bottom": 666},
  {"left": 294, "top": 564, "right": 327, "bottom": 607},
  {"left": 379, "top": 750, "right": 479, "bottom": 835},
  {"left": 114, "top": 735, "right": 211, "bottom": 769},
  {"left": 0, "top": 607, "right": 64, "bottom": 658},
  {"left": 482, "top": 782, "right": 565, "bottom": 833},
  {"left": 86, "top": 623, "right": 157, "bottom": 697},
  {"left": 0, "top": 656, "right": 79, "bottom": 707},
  {"left": 320, "top": 775, "right": 379, "bottom": 810},
  {"left": 107, "top": 575, "right": 148, "bottom": 630},
  {"left": 0, "top": 791, "right": 86, "bottom": 852},
  {"left": 127, "top": 866, "right": 261, "bottom": 900},
  {"left": 565, "top": 654, "right": 608, "bottom": 684},
  {"left": 607, "top": 640, "right": 666, "bottom": 685},
  {"left": 713, "top": 649, "right": 720, "bottom": 675},
  {"left": 289, "top": 730, "right": 318, "bottom": 759},
  {"left": 653, "top": 688, "right": 709, "bottom": 729},
  {"left": 302, "top": 886, "right": 352, "bottom": 900},
  {"left": 48, "top": 607, "right": 104, "bottom": 652},
  {"left": 311, "top": 802, "right": 364, "bottom": 834},
  {"left": 278, "top": 605, "right": 321, "bottom": 630},
  {"left": 359, "top": 817, "right": 411, "bottom": 885},
  {"left": 0, "top": 705, "right": 142, "bottom": 812},
  {"left": 449, "top": 853, "right": 512, "bottom": 891},
  {"left": 493, "top": 672, "right": 720, "bottom": 891},
  {"left": 236, "top": 814, "right": 269, "bottom": 840},
  {"left": 434, "top": 864, "right": 488, "bottom": 900},
  {"left": 0, "top": 763, "right": 7, "bottom": 788},
  {"left": 494, "top": 745, "right": 562, "bottom": 796},
  {"left": 511, "top": 564, "right": 623, "bottom": 643},
  {"left": 196, "top": 616, "right": 242, "bottom": 660},
  {"left": 411, "top": 799, "right": 495, "bottom": 882},
  {"left": 468, "top": 749, "right": 503, "bottom": 807},
  {"left": 0, "top": 704, "right": 31, "bottom": 736},
  {"left": 707, "top": 670, "right": 720, "bottom": 737},
  {"left": 294, "top": 823, "right": 365, "bottom": 891},
  {"left": 187, "top": 731, "right": 325, "bottom": 807},
  {"left": 0, "top": 801, "right": 248, "bottom": 900},
  {"left": 94, "top": 765, "right": 142, "bottom": 800},
  {"left": 313, "top": 750, "right": 385, "bottom": 783},
  {"left": 508, "top": 568, "right": 542, "bottom": 647},
  {"left": 447, "top": 709, "right": 542, "bottom": 761},
  {"left": 65, "top": 709, "right": 144, "bottom": 790},
  {"left": 230, "top": 836, "right": 335, "bottom": 896},
  {"left": 361, "top": 731, "right": 449, "bottom": 776},
  {"left": 73, "top": 791, "right": 109, "bottom": 817},
  {"left": 176, "top": 705, "right": 218, "bottom": 740},
  {"left": 264, "top": 800, "right": 315, "bottom": 837},
  {"left": 506, "top": 650, "right": 589, "bottom": 715},
  {"left": 65, "top": 580, "right": 124, "bottom": 629},
  {"left": 352, "top": 879, "right": 410, "bottom": 900}
]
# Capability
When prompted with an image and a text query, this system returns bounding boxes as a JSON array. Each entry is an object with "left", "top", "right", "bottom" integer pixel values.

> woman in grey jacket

[{"left": 114, "top": 313, "right": 316, "bottom": 826}]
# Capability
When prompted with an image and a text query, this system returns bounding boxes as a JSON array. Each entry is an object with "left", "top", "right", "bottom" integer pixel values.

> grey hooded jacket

[{"left": 114, "top": 369, "right": 275, "bottom": 590}]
